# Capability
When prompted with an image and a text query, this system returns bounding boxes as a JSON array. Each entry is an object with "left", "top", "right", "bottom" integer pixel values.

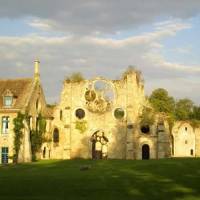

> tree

[
  {"left": 149, "top": 88, "right": 175, "bottom": 114},
  {"left": 175, "top": 98, "right": 194, "bottom": 120},
  {"left": 192, "top": 106, "right": 200, "bottom": 120}
]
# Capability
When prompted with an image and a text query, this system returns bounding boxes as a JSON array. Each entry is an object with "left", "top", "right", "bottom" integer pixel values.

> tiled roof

[{"left": 0, "top": 78, "right": 34, "bottom": 110}]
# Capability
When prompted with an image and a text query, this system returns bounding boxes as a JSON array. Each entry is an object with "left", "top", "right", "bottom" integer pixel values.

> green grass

[{"left": 0, "top": 158, "right": 200, "bottom": 200}]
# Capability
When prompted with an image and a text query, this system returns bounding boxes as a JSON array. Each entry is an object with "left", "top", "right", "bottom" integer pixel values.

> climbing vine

[
  {"left": 30, "top": 113, "right": 46, "bottom": 161},
  {"left": 13, "top": 112, "right": 25, "bottom": 163},
  {"left": 75, "top": 120, "right": 87, "bottom": 134},
  {"left": 139, "top": 107, "right": 155, "bottom": 126}
]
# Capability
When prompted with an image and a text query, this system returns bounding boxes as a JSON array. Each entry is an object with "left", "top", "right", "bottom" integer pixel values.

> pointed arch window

[{"left": 53, "top": 128, "right": 59, "bottom": 143}]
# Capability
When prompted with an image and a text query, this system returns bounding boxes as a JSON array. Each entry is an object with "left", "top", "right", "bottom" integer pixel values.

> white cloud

[
  {"left": 28, "top": 19, "right": 53, "bottom": 31},
  {"left": 0, "top": 20, "right": 199, "bottom": 104}
]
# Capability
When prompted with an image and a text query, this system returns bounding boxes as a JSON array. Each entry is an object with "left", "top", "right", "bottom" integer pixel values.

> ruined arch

[{"left": 90, "top": 130, "right": 109, "bottom": 159}]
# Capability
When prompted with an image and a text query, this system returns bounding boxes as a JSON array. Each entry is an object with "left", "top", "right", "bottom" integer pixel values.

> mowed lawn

[{"left": 0, "top": 159, "right": 200, "bottom": 200}]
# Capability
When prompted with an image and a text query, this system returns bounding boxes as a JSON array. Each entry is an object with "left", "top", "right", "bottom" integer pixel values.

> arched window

[
  {"left": 142, "top": 144, "right": 150, "bottom": 160},
  {"left": 53, "top": 128, "right": 59, "bottom": 143}
]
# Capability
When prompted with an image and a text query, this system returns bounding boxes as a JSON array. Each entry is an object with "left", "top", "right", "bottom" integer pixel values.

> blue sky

[{"left": 0, "top": 0, "right": 199, "bottom": 104}]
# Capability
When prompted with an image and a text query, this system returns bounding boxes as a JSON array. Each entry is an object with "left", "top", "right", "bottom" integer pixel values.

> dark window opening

[
  {"left": 191, "top": 149, "right": 194, "bottom": 156},
  {"left": 114, "top": 108, "right": 125, "bottom": 119},
  {"left": 141, "top": 125, "right": 150, "bottom": 134},
  {"left": 60, "top": 110, "right": 63, "bottom": 121},
  {"left": 43, "top": 147, "right": 46, "bottom": 158},
  {"left": 36, "top": 99, "right": 39, "bottom": 110},
  {"left": 142, "top": 144, "right": 150, "bottom": 160},
  {"left": 1, "top": 147, "right": 9, "bottom": 164},
  {"left": 75, "top": 108, "right": 85, "bottom": 119},
  {"left": 2, "top": 116, "right": 9, "bottom": 134},
  {"left": 185, "top": 140, "right": 188, "bottom": 144},
  {"left": 53, "top": 128, "right": 59, "bottom": 143},
  {"left": 185, "top": 127, "right": 188, "bottom": 131}
]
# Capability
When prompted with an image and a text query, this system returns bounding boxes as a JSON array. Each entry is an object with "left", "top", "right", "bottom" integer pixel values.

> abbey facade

[{"left": 0, "top": 61, "right": 200, "bottom": 164}]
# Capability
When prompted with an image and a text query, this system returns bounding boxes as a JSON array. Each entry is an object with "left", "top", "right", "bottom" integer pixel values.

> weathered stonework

[{"left": 1, "top": 64, "right": 200, "bottom": 163}]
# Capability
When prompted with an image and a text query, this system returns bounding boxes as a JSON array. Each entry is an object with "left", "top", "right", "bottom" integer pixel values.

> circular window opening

[
  {"left": 140, "top": 125, "right": 150, "bottom": 134},
  {"left": 114, "top": 108, "right": 125, "bottom": 119},
  {"left": 75, "top": 108, "right": 85, "bottom": 119},
  {"left": 85, "top": 90, "right": 96, "bottom": 101}
]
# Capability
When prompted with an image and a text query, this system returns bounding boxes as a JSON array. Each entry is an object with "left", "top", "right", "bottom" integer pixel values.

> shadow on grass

[{"left": 0, "top": 158, "right": 200, "bottom": 200}]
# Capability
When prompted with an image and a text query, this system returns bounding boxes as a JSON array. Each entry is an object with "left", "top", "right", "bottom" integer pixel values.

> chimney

[{"left": 34, "top": 59, "right": 40, "bottom": 82}]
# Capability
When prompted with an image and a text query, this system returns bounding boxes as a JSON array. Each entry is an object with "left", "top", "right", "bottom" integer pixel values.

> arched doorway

[
  {"left": 90, "top": 130, "right": 108, "bottom": 159},
  {"left": 142, "top": 144, "right": 150, "bottom": 160}
]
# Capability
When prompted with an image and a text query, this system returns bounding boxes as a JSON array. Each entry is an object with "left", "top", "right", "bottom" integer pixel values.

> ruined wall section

[{"left": 50, "top": 71, "right": 146, "bottom": 160}]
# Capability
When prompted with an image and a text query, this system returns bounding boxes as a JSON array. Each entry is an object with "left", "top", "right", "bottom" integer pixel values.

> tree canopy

[
  {"left": 175, "top": 98, "right": 194, "bottom": 120},
  {"left": 149, "top": 88, "right": 175, "bottom": 114},
  {"left": 149, "top": 88, "right": 200, "bottom": 122}
]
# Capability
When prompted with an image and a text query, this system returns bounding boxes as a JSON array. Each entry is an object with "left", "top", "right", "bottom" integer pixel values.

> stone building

[
  {"left": 0, "top": 60, "right": 47, "bottom": 164},
  {"left": 0, "top": 61, "right": 200, "bottom": 164}
]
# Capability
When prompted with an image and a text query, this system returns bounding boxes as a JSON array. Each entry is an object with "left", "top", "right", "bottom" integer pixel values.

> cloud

[
  {"left": 0, "top": 0, "right": 200, "bottom": 35},
  {"left": 0, "top": 20, "right": 199, "bottom": 104}
]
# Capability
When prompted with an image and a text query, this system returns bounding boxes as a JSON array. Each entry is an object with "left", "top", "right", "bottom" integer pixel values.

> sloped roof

[{"left": 0, "top": 78, "right": 34, "bottom": 110}]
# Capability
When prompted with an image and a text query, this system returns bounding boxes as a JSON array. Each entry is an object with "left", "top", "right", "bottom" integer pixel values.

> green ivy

[
  {"left": 75, "top": 120, "right": 87, "bottom": 133},
  {"left": 30, "top": 113, "right": 46, "bottom": 161},
  {"left": 140, "top": 107, "right": 155, "bottom": 126},
  {"left": 13, "top": 112, "right": 25, "bottom": 163}
]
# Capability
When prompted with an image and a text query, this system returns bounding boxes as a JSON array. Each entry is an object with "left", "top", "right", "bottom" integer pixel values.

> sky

[{"left": 0, "top": 0, "right": 200, "bottom": 104}]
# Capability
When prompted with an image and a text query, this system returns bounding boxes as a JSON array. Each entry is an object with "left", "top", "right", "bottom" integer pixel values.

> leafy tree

[
  {"left": 149, "top": 88, "right": 175, "bottom": 114},
  {"left": 175, "top": 98, "right": 194, "bottom": 120},
  {"left": 191, "top": 106, "right": 200, "bottom": 120}
]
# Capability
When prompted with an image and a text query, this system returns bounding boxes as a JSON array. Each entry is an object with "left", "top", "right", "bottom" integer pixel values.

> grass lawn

[{"left": 0, "top": 158, "right": 200, "bottom": 200}]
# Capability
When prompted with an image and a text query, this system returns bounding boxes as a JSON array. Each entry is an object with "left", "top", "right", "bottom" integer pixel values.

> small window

[
  {"left": 4, "top": 96, "right": 13, "bottom": 107},
  {"left": 60, "top": 110, "right": 63, "bottom": 121},
  {"left": 141, "top": 125, "right": 150, "bottom": 134},
  {"left": 43, "top": 147, "right": 46, "bottom": 158},
  {"left": 1, "top": 147, "right": 9, "bottom": 164},
  {"left": 185, "top": 140, "right": 188, "bottom": 144},
  {"left": 75, "top": 108, "right": 85, "bottom": 119},
  {"left": 36, "top": 99, "right": 39, "bottom": 110},
  {"left": 53, "top": 128, "right": 59, "bottom": 143},
  {"left": 191, "top": 149, "right": 194, "bottom": 156},
  {"left": 114, "top": 108, "right": 125, "bottom": 119},
  {"left": 185, "top": 127, "right": 188, "bottom": 131},
  {"left": 2, "top": 117, "right": 9, "bottom": 134}
]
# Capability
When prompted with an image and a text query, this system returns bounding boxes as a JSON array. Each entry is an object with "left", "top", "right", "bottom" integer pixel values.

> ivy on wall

[
  {"left": 13, "top": 112, "right": 25, "bottom": 163},
  {"left": 13, "top": 112, "right": 47, "bottom": 162},
  {"left": 75, "top": 120, "right": 87, "bottom": 134},
  {"left": 30, "top": 113, "right": 46, "bottom": 161},
  {"left": 140, "top": 107, "right": 155, "bottom": 126}
]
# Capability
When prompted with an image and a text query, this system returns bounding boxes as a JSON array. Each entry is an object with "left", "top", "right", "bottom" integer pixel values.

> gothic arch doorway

[
  {"left": 90, "top": 130, "right": 108, "bottom": 159},
  {"left": 142, "top": 144, "right": 150, "bottom": 160}
]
